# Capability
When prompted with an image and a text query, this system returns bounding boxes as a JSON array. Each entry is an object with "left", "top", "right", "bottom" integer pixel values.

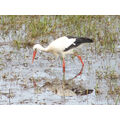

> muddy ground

[{"left": 0, "top": 16, "right": 120, "bottom": 105}]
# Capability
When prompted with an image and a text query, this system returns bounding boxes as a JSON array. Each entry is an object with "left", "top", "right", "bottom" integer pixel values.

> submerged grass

[
  {"left": 0, "top": 15, "right": 119, "bottom": 52},
  {"left": 96, "top": 68, "right": 119, "bottom": 80}
]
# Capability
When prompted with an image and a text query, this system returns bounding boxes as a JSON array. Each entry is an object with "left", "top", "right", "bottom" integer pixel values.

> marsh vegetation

[{"left": 0, "top": 15, "right": 120, "bottom": 104}]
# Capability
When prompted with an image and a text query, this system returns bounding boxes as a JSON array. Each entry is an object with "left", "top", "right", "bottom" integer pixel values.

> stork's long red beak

[{"left": 32, "top": 50, "right": 37, "bottom": 64}]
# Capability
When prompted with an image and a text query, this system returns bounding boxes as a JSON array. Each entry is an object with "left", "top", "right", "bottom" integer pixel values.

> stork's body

[{"left": 32, "top": 36, "right": 93, "bottom": 73}]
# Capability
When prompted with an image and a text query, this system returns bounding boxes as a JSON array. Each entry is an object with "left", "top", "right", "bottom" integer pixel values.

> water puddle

[{"left": 0, "top": 23, "right": 120, "bottom": 105}]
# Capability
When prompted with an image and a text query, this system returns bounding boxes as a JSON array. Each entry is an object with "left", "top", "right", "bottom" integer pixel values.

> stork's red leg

[
  {"left": 76, "top": 55, "right": 84, "bottom": 66},
  {"left": 74, "top": 53, "right": 84, "bottom": 66},
  {"left": 63, "top": 58, "right": 65, "bottom": 73},
  {"left": 74, "top": 53, "right": 84, "bottom": 76}
]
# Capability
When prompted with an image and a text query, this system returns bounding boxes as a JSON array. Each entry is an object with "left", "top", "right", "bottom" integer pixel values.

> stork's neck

[{"left": 34, "top": 44, "right": 49, "bottom": 52}]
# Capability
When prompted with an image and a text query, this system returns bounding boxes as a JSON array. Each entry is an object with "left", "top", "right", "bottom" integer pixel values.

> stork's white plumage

[{"left": 32, "top": 36, "right": 93, "bottom": 73}]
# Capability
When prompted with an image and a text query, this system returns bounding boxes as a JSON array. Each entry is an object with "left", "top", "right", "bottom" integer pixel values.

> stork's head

[{"left": 32, "top": 44, "right": 42, "bottom": 64}]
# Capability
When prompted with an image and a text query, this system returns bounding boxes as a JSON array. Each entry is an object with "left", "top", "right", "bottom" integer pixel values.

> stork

[{"left": 32, "top": 36, "right": 93, "bottom": 73}]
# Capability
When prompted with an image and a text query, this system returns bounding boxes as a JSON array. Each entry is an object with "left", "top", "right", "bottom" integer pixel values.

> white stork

[{"left": 32, "top": 36, "right": 93, "bottom": 73}]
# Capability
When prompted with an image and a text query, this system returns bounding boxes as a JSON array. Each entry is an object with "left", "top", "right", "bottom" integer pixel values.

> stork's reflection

[
  {"left": 68, "top": 65, "right": 84, "bottom": 80},
  {"left": 61, "top": 65, "right": 93, "bottom": 96},
  {"left": 34, "top": 65, "right": 93, "bottom": 96}
]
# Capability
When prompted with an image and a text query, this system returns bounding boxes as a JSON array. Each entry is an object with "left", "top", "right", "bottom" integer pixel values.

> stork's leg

[
  {"left": 74, "top": 54, "right": 84, "bottom": 66},
  {"left": 62, "top": 58, "right": 65, "bottom": 73},
  {"left": 74, "top": 53, "right": 84, "bottom": 75}
]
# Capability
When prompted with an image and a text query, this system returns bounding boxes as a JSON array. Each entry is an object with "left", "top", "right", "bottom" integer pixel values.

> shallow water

[{"left": 0, "top": 25, "right": 120, "bottom": 105}]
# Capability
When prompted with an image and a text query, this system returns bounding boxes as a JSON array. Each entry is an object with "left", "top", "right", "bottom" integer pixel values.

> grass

[
  {"left": 0, "top": 15, "right": 119, "bottom": 52},
  {"left": 115, "top": 95, "right": 120, "bottom": 105},
  {"left": 96, "top": 67, "right": 119, "bottom": 80},
  {"left": 96, "top": 67, "right": 119, "bottom": 104},
  {"left": 1, "top": 15, "right": 120, "bottom": 104},
  {"left": 96, "top": 66, "right": 119, "bottom": 98},
  {"left": 95, "top": 80, "right": 101, "bottom": 95}
]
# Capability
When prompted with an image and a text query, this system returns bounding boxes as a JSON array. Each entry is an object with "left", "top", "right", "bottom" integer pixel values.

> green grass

[
  {"left": 0, "top": 15, "right": 119, "bottom": 52},
  {"left": 96, "top": 67, "right": 119, "bottom": 80}
]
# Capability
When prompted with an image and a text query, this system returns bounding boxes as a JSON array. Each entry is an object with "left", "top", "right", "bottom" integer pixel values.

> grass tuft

[{"left": 0, "top": 15, "right": 119, "bottom": 52}]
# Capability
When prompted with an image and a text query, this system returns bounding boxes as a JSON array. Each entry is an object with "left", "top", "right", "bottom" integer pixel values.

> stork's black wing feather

[{"left": 64, "top": 36, "right": 93, "bottom": 52}]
